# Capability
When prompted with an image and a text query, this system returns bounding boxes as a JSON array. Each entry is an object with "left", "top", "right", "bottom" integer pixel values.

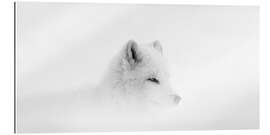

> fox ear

[
  {"left": 153, "top": 40, "right": 163, "bottom": 54},
  {"left": 125, "top": 40, "right": 142, "bottom": 66}
]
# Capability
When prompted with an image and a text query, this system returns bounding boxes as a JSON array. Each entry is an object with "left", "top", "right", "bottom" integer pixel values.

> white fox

[{"left": 91, "top": 40, "right": 181, "bottom": 110}]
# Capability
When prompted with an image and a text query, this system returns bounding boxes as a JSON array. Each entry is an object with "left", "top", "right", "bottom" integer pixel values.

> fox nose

[{"left": 173, "top": 95, "right": 181, "bottom": 104}]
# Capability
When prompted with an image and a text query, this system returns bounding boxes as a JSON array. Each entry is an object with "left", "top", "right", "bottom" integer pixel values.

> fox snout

[{"left": 171, "top": 94, "right": 181, "bottom": 105}]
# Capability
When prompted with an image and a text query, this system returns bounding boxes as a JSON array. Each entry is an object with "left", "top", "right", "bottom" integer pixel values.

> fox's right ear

[
  {"left": 125, "top": 40, "right": 142, "bottom": 67},
  {"left": 153, "top": 40, "right": 163, "bottom": 54}
]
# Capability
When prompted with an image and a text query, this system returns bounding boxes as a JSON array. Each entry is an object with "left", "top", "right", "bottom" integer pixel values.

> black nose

[{"left": 173, "top": 95, "right": 181, "bottom": 104}]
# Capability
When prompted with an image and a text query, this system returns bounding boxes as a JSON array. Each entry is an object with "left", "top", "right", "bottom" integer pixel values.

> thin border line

[{"left": 14, "top": 2, "right": 17, "bottom": 133}]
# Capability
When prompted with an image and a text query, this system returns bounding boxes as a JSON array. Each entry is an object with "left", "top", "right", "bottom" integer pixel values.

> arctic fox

[
  {"left": 92, "top": 40, "right": 181, "bottom": 110},
  {"left": 18, "top": 40, "right": 181, "bottom": 132}
]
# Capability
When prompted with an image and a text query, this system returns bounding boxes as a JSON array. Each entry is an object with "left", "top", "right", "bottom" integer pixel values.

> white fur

[{"left": 92, "top": 40, "right": 181, "bottom": 111}]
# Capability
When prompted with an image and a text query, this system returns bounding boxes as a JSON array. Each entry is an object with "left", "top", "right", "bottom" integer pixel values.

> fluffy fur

[{"left": 92, "top": 40, "right": 181, "bottom": 111}]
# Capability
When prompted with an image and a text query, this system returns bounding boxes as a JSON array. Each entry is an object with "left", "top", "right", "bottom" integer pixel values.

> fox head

[{"left": 100, "top": 40, "right": 181, "bottom": 109}]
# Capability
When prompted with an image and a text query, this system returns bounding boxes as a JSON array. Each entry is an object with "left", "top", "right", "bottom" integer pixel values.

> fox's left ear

[
  {"left": 125, "top": 40, "right": 143, "bottom": 67},
  {"left": 153, "top": 40, "right": 163, "bottom": 54}
]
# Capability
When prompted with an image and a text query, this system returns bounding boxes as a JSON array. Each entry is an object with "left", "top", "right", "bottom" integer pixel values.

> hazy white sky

[{"left": 17, "top": 3, "right": 259, "bottom": 131}]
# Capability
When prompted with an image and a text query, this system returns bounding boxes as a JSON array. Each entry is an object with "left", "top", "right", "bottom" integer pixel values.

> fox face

[{"left": 99, "top": 40, "right": 181, "bottom": 109}]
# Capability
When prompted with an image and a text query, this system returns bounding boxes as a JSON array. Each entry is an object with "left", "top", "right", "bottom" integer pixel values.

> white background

[
  {"left": 16, "top": 2, "right": 259, "bottom": 131},
  {"left": 1, "top": 0, "right": 270, "bottom": 135}
]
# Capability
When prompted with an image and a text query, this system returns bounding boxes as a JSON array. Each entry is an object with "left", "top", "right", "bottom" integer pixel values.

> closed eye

[{"left": 147, "top": 78, "right": 160, "bottom": 84}]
